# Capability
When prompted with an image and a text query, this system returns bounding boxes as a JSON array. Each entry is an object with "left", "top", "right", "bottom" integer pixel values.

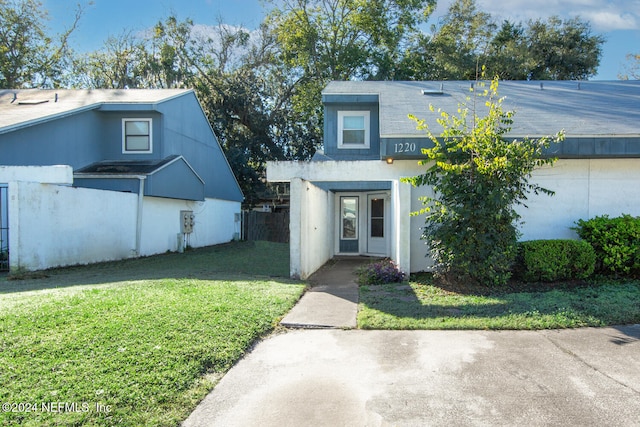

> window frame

[
  {"left": 337, "top": 111, "right": 370, "bottom": 149},
  {"left": 122, "top": 118, "right": 153, "bottom": 154}
]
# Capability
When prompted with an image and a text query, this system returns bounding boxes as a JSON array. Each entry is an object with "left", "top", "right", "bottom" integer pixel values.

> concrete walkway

[
  {"left": 183, "top": 259, "right": 640, "bottom": 426},
  {"left": 280, "top": 257, "right": 369, "bottom": 329},
  {"left": 183, "top": 327, "right": 640, "bottom": 427}
]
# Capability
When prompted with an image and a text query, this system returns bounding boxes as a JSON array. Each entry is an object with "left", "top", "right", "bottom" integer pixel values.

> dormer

[{"left": 321, "top": 89, "right": 380, "bottom": 161}]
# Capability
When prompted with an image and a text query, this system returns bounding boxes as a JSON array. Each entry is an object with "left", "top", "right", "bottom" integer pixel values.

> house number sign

[{"left": 393, "top": 142, "right": 417, "bottom": 153}]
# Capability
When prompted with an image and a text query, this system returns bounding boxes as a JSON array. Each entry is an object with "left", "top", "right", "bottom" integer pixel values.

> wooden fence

[{"left": 243, "top": 210, "right": 290, "bottom": 243}]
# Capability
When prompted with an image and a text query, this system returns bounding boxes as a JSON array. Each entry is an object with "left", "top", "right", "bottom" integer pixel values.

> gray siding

[
  {"left": 323, "top": 102, "right": 380, "bottom": 160},
  {"left": 0, "top": 111, "right": 104, "bottom": 167},
  {"left": 0, "top": 91, "right": 244, "bottom": 203}
]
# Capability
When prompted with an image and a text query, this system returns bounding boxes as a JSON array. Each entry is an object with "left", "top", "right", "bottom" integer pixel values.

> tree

[
  {"left": 400, "top": 0, "right": 604, "bottom": 81},
  {"left": 404, "top": 0, "right": 495, "bottom": 80},
  {"left": 525, "top": 16, "right": 603, "bottom": 80},
  {"left": 619, "top": 53, "right": 640, "bottom": 80},
  {"left": 266, "top": 0, "right": 436, "bottom": 140},
  {"left": 71, "top": 32, "right": 146, "bottom": 89},
  {"left": 483, "top": 20, "right": 529, "bottom": 80},
  {"left": 0, "top": 0, "right": 84, "bottom": 88},
  {"left": 403, "top": 78, "right": 564, "bottom": 285}
]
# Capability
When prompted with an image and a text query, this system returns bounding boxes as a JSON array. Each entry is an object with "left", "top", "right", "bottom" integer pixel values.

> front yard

[
  {"left": 358, "top": 273, "right": 640, "bottom": 330},
  {"left": 0, "top": 241, "right": 304, "bottom": 427},
  {"left": 3, "top": 241, "right": 639, "bottom": 426}
]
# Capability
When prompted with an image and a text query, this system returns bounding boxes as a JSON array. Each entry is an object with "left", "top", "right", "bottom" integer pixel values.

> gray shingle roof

[
  {"left": 75, "top": 155, "right": 182, "bottom": 175},
  {"left": 323, "top": 80, "right": 640, "bottom": 139},
  {"left": 0, "top": 89, "right": 193, "bottom": 132}
]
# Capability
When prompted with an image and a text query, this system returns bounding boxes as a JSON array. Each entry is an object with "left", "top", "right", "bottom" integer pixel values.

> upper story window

[
  {"left": 338, "top": 111, "right": 370, "bottom": 149},
  {"left": 122, "top": 118, "right": 152, "bottom": 153}
]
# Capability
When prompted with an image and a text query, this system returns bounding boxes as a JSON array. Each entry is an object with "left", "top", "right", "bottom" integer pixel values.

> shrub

[
  {"left": 516, "top": 239, "right": 595, "bottom": 282},
  {"left": 401, "top": 78, "right": 563, "bottom": 286},
  {"left": 357, "top": 259, "right": 406, "bottom": 285},
  {"left": 574, "top": 214, "right": 640, "bottom": 276}
]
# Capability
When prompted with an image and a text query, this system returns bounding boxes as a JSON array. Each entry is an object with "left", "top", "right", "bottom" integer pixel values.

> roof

[
  {"left": 322, "top": 80, "right": 640, "bottom": 139},
  {"left": 75, "top": 155, "right": 190, "bottom": 176},
  {"left": 0, "top": 88, "right": 193, "bottom": 133}
]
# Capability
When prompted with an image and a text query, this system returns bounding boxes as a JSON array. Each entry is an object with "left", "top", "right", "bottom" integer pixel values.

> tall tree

[
  {"left": 483, "top": 20, "right": 529, "bottom": 80},
  {"left": 267, "top": 0, "right": 436, "bottom": 141},
  {"left": 0, "top": 0, "right": 84, "bottom": 88},
  {"left": 525, "top": 16, "right": 603, "bottom": 80},
  {"left": 413, "top": 0, "right": 495, "bottom": 80},
  {"left": 401, "top": 0, "right": 604, "bottom": 81},
  {"left": 619, "top": 53, "right": 640, "bottom": 80},
  {"left": 71, "top": 32, "right": 146, "bottom": 89}
]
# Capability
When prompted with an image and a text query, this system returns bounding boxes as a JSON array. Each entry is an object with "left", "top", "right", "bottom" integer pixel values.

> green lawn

[
  {"left": 358, "top": 273, "right": 640, "bottom": 330},
  {"left": 0, "top": 241, "right": 304, "bottom": 427}
]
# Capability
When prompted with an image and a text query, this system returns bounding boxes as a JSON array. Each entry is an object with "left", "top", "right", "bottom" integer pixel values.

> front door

[{"left": 367, "top": 193, "right": 387, "bottom": 255}]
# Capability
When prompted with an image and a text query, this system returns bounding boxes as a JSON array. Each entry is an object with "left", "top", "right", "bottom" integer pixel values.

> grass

[
  {"left": 358, "top": 272, "right": 640, "bottom": 330},
  {"left": 0, "top": 241, "right": 304, "bottom": 427}
]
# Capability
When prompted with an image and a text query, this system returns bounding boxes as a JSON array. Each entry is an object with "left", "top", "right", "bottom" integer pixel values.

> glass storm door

[
  {"left": 339, "top": 196, "right": 359, "bottom": 253},
  {"left": 367, "top": 194, "right": 387, "bottom": 255}
]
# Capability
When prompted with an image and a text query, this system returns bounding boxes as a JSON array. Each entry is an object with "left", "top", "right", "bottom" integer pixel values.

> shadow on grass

[
  {"left": 0, "top": 241, "right": 299, "bottom": 294},
  {"left": 359, "top": 273, "right": 640, "bottom": 330}
]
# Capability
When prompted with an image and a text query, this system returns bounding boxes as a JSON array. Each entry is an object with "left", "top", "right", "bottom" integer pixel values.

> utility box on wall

[{"left": 181, "top": 210, "right": 195, "bottom": 234}]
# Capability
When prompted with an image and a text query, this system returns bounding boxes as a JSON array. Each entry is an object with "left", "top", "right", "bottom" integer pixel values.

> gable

[{"left": 0, "top": 89, "right": 244, "bottom": 203}]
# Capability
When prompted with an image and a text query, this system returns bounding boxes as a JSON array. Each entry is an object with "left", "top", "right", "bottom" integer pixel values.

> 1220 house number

[{"left": 393, "top": 142, "right": 416, "bottom": 153}]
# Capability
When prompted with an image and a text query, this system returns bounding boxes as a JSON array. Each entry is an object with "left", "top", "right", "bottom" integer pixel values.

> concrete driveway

[{"left": 183, "top": 325, "right": 640, "bottom": 426}]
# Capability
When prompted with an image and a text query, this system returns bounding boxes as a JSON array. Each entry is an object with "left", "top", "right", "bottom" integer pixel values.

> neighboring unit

[
  {"left": 0, "top": 89, "right": 243, "bottom": 271},
  {"left": 268, "top": 80, "right": 640, "bottom": 279}
]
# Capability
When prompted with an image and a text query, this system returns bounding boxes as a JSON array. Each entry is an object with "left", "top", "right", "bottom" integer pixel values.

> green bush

[
  {"left": 516, "top": 239, "right": 595, "bottom": 282},
  {"left": 574, "top": 214, "right": 640, "bottom": 277}
]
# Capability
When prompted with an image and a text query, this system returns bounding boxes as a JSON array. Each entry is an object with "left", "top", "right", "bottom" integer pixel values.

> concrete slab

[
  {"left": 280, "top": 257, "right": 369, "bottom": 329},
  {"left": 183, "top": 326, "right": 640, "bottom": 427}
]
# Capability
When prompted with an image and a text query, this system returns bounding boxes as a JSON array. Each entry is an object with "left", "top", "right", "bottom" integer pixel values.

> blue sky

[{"left": 45, "top": 0, "right": 639, "bottom": 80}]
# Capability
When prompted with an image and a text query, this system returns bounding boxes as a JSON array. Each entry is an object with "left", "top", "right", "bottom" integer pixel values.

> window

[
  {"left": 122, "top": 119, "right": 152, "bottom": 153},
  {"left": 370, "top": 198, "right": 384, "bottom": 238},
  {"left": 338, "top": 111, "right": 369, "bottom": 149},
  {"left": 341, "top": 197, "right": 358, "bottom": 240}
]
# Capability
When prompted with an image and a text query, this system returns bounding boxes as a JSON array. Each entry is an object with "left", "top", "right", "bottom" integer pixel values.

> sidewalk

[{"left": 280, "top": 257, "right": 370, "bottom": 329}]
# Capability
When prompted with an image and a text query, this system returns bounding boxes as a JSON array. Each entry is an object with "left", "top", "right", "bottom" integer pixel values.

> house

[
  {"left": 0, "top": 89, "right": 243, "bottom": 271},
  {"left": 267, "top": 80, "right": 640, "bottom": 279}
]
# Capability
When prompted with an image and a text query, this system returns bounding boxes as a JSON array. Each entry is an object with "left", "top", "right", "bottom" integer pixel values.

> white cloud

[
  {"left": 433, "top": 0, "right": 640, "bottom": 31},
  {"left": 580, "top": 11, "right": 638, "bottom": 31}
]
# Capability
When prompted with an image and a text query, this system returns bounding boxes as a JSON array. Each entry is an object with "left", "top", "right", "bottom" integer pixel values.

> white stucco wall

[
  {"left": 289, "top": 178, "right": 332, "bottom": 279},
  {"left": 7, "top": 180, "right": 241, "bottom": 271},
  {"left": 0, "top": 165, "right": 73, "bottom": 184},
  {"left": 269, "top": 158, "right": 640, "bottom": 277},
  {"left": 140, "top": 196, "right": 241, "bottom": 256},
  {"left": 9, "top": 181, "right": 137, "bottom": 271},
  {"left": 518, "top": 159, "right": 640, "bottom": 241}
]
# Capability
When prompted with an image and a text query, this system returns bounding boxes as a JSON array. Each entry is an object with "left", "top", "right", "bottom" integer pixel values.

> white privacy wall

[
  {"left": 9, "top": 181, "right": 138, "bottom": 271},
  {"left": 140, "top": 196, "right": 241, "bottom": 256},
  {"left": 7, "top": 179, "right": 242, "bottom": 271}
]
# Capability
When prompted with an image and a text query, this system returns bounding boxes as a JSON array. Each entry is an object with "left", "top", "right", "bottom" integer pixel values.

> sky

[{"left": 44, "top": 0, "right": 640, "bottom": 80}]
